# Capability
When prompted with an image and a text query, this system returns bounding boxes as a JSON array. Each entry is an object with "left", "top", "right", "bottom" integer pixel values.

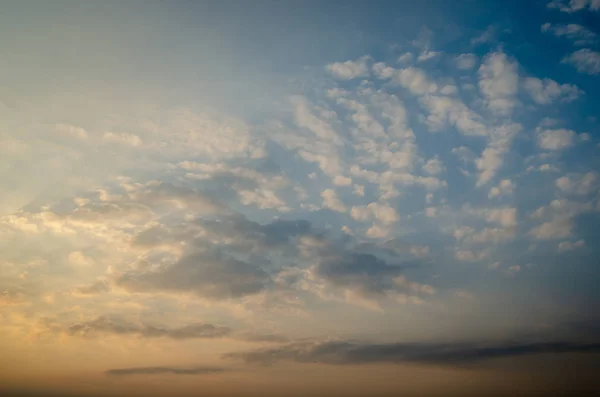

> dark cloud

[
  {"left": 116, "top": 250, "right": 270, "bottom": 299},
  {"left": 226, "top": 340, "right": 600, "bottom": 366},
  {"left": 106, "top": 366, "right": 226, "bottom": 376},
  {"left": 68, "top": 316, "right": 231, "bottom": 339},
  {"left": 314, "top": 252, "right": 414, "bottom": 297}
]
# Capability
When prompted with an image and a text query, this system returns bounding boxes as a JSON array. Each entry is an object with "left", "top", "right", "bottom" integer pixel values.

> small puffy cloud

[
  {"left": 548, "top": 0, "right": 600, "bottom": 13},
  {"left": 321, "top": 189, "right": 347, "bottom": 213},
  {"left": 333, "top": 175, "right": 353, "bottom": 186},
  {"left": 397, "top": 52, "right": 414, "bottom": 64},
  {"left": 422, "top": 157, "right": 445, "bottom": 175},
  {"left": 483, "top": 207, "right": 518, "bottom": 228},
  {"left": 478, "top": 52, "right": 519, "bottom": 115},
  {"left": 489, "top": 179, "right": 515, "bottom": 198},
  {"left": 523, "top": 77, "right": 583, "bottom": 104},
  {"left": 455, "top": 53, "right": 478, "bottom": 70},
  {"left": 350, "top": 202, "right": 399, "bottom": 226},
  {"left": 374, "top": 64, "right": 437, "bottom": 96},
  {"left": 353, "top": 184, "right": 365, "bottom": 197},
  {"left": 455, "top": 250, "right": 487, "bottom": 262},
  {"left": 558, "top": 239, "right": 585, "bottom": 252},
  {"left": 420, "top": 95, "right": 487, "bottom": 136},
  {"left": 555, "top": 172, "right": 597, "bottom": 195},
  {"left": 326, "top": 56, "right": 370, "bottom": 80},
  {"left": 537, "top": 128, "right": 576, "bottom": 150},
  {"left": 562, "top": 49, "right": 600, "bottom": 75},
  {"left": 541, "top": 23, "right": 597, "bottom": 45},
  {"left": 71, "top": 279, "right": 110, "bottom": 296},
  {"left": 529, "top": 217, "right": 573, "bottom": 240},
  {"left": 417, "top": 51, "right": 441, "bottom": 62}
]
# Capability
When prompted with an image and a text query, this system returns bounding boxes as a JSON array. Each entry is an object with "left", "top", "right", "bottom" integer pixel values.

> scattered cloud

[{"left": 562, "top": 49, "right": 600, "bottom": 75}]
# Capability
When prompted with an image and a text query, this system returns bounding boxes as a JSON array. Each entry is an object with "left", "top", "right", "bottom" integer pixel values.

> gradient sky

[{"left": 1, "top": 1, "right": 600, "bottom": 396}]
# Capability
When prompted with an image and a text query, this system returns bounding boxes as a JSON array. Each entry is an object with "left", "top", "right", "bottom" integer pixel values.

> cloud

[
  {"left": 67, "top": 251, "right": 95, "bottom": 267},
  {"left": 68, "top": 316, "right": 231, "bottom": 339},
  {"left": 556, "top": 172, "right": 598, "bottom": 195},
  {"left": 562, "top": 49, "right": 600, "bottom": 75},
  {"left": 106, "top": 366, "right": 226, "bottom": 376},
  {"left": 321, "top": 189, "right": 347, "bottom": 213},
  {"left": 116, "top": 250, "right": 271, "bottom": 299},
  {"left": 455, "top": 53, "right": 478, "bottom": 70},
  {"left": 374, "top": 64, "right": 437, "bottom": 95},
  {"left": 350, "top": 202, "right": 399, "bottom": 226},
  {"left": 226, "top": 340, "right": 600, "bottom": 366},
  {"left": 558, "top": 239, "right": 586, "bottom": 252},
  {"left": 488, "top": 179, "right": 514, "bottom": 199},
  {"left": 417, "top": 51, "right": 441, "bottom": 62},
  {"left": 541, "top": 23, "right": 597, "bottom": 46},
  {"left": 523, "top": 77, "right": 583, "bottom": 104},
  {"left": 476, "top": 124, "right": 521, "bottom": 186},
  {"left": 478, "top": 52, "right": 519, "bottom": 115},
  {"left": 529, "top": 217, "right": 573, "bottom": 240},
  {"left": 326, "top": 56, "right": 370, "bottom": 80},
  {"left": 537, "top": 128, "right": 576, "bottom": 150},
  {"left": 420, "top": 95, "right": 487, "bottom": 136},
  {"left": 548, "top": 0, "right": 600, "bottom": 12}
]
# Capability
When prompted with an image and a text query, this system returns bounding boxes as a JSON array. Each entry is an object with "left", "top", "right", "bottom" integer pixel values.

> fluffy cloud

[
  {"left": 478, "top": 52, "right": 519, "bottom": 115},
  {"left": 326, "top": 56, "right": 370, "bottom": 80},
  {"left": 321, "top": 189, "right": 347, "bottom": 213},
  {"left": 558, "top": 239, "right": 585, "bottom": 252},
  {"left": 562, "top": 49, "right": 600, "bottom": 75},
  {"left": 555, "top": 172, "right": 597, "bottom": 195},
  {"left": 350, "top": 202, "right": 399, "bottom": 226},
  {"left": 537, "top": 128, "right": 576, "bottom": 150},
  {"left": 489, "top": 179, "right": 515, "bottom": 198},
  {"left": 523, "top": 77, "right": 583, "bottom": 104}
]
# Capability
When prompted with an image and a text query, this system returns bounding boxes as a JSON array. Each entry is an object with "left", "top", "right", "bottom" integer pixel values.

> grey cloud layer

[
  {"left": 226, "top": 340, "right": 600, "bottom": 366},
  {"left": 106, "top": 366, "right": 226, "bottom": 376},
  {"left": 68, "top": 316, "right": 231, "bottom": 339}
]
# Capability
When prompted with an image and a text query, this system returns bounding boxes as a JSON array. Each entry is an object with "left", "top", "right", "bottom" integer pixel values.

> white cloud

[
  {"left": 420, "top": 95, "right": 488, "bottom": 136},
  {"left": 489, "top": 179, "right": 515, "bottom": 198},
  {"left": 483, "top": 207, "right": 518, "bottom": 228},
  {"left": 350, "top": 202, "right": 399, "bottom": 226},
  {"left": 523, "top": 77, "right": 583, "bottom": 104},
  {"left": 353, "top": 184, "right": 365, "bottom": 197},
  {"left": 541, "top": 23, "right": 597, "bottom": 45},
  {"left": 374, "top": 65, "right": 437, "bottom": 96},
  {"left": 326, "top": 56, "right": 370, "bottom": 80},
  {"left": 562, "top": 49, "right": 600, "bottom": 75},
  {"left": 321, "top": 189, "right": 347, "bottom": 213},
  {"left": 397, "top": 52, "right": 414, "bottom": 64},
  {"left": 455, "top": 53, "right": 478, "bottom": 70},
  {"left": 476, "top": 124, "right": 521, "bottom": 186},
  {"left": 529, "top": 217, "right": 573, "bottom": 240},
  {"left": 422, "top": 157, "right": 445, "bottom": 175},
  {"left": 455, "top": 249, "right": 486, "bottom": 262},
  {"left": 548, "top": 0, "right": 600, "bottom": 12},
  {"left": 558, "top": 239, "right": 585, "bottom": 252},
  {"left": 333, "top": 176, "right": 353, "bottom": 186},
  {"left": 478, "top": 52, "right": 519, "bottom": 115},
  {"left": 555, "top": 172, "right": 597, "bottom": 195},
  {"left": 537, "top": 128, "right": 576, "bottom": 150},
  {"left": 417, "top": 51, "right": 441, "bottom": 62}
]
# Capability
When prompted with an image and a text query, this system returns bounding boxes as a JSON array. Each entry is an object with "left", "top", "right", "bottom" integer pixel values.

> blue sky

[{"left": 1, "top": 1, "right": 599, "bottom": 396}]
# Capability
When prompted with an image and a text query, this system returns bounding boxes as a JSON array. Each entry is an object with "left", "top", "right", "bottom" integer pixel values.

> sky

[{"left": 1, "top": 1, "right": 600, "bottom": 396}]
